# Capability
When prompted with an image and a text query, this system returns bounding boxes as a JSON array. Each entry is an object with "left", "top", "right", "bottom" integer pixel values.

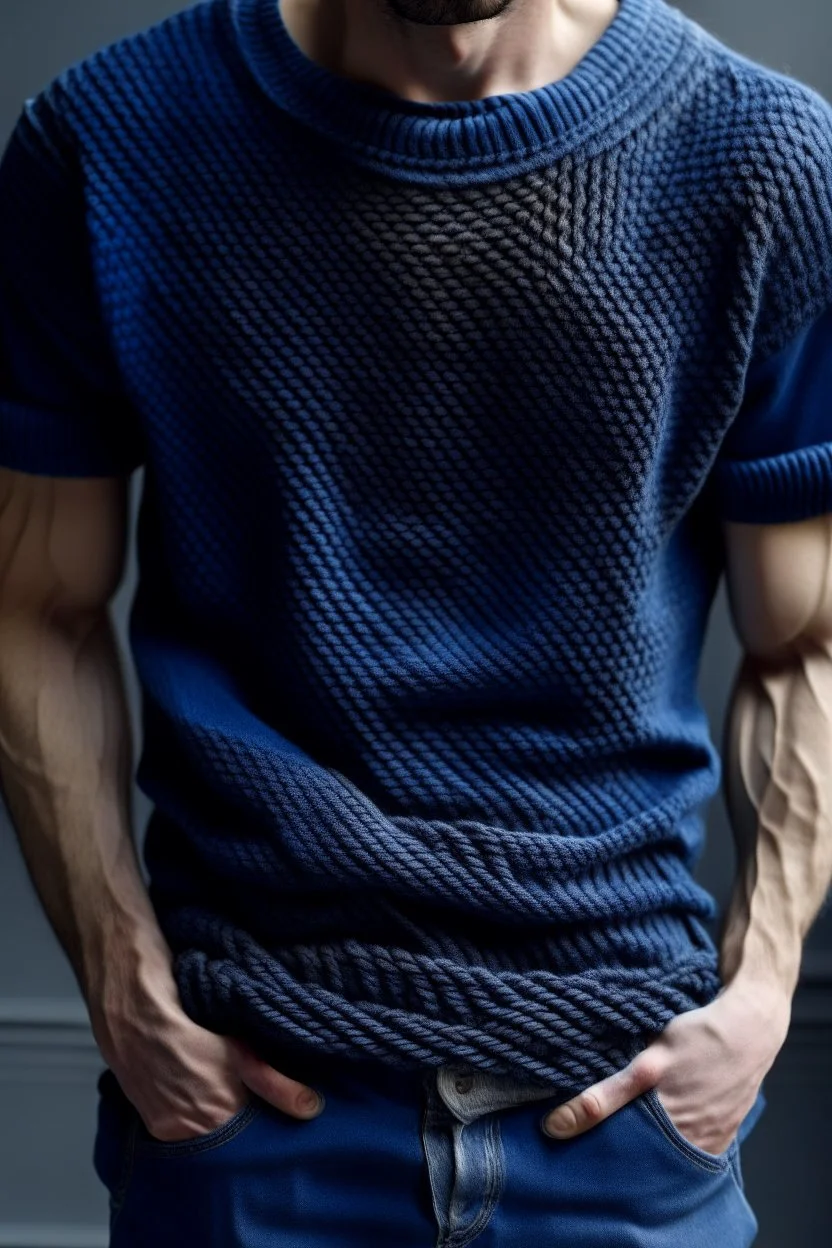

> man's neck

[{"left": 277, "top": 0, "right": 621, "bottom": 104}]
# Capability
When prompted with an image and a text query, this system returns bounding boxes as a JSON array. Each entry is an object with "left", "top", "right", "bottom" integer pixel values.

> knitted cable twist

[{"left": 168, "top": 914, "right": 722, "bottom": 1090}]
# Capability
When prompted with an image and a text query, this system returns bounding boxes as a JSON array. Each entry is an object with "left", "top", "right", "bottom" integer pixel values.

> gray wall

[{"left": 0, "top": 2, "right": 829, "bottom": 1244}]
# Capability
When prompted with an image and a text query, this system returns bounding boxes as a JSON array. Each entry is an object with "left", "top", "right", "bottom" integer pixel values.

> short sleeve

[
  {"left": 0, "top": 87, "right": 145, "bottom": 477},
  {"left": 710, "top": 300, "right": 832, "bottom": 524},
  {"left": 708, "top": 93, "right": 832, "bottom": 526}
]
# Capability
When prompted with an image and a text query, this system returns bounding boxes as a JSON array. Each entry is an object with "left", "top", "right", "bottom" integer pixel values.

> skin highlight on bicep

[{"left": 0, "top": 467, "right": 130, "bottom": 619}]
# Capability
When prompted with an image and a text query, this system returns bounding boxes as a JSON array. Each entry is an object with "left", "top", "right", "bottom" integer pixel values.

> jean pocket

[
  {"left": 131, "top": 1096, "right": 262, "bottom": 1159},
  {"left": 635, "top": 1086, "right": 740, "bottom": 1175},
  {"left": 97, "top": 1065, "right": 263, "bottom": 1160}
]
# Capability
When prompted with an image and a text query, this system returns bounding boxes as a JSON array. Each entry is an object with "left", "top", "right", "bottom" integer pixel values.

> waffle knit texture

[{"left": 1, "top": 0, "right": 832, "bottom": 1092}]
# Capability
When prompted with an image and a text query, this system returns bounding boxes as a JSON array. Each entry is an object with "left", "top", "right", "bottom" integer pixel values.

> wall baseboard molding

[
  {"left": 0, "top": 1000, "right": 90, "bottom": 1027},
  {"left": 0, "top": 1226, "right": 107, "bottom": 1247}
]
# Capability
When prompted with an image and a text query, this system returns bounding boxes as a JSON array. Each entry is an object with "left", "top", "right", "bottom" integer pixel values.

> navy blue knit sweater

[{"left": 2, "top": 0, "right": 832, "bottom": 1092}]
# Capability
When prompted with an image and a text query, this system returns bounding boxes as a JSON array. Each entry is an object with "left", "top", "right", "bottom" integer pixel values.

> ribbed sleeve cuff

[{"left": 711, "top": 442, "right": 832, "bottom": 524}]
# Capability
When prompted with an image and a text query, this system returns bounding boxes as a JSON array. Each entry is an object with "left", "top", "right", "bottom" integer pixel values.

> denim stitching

[
  {"left": 132, "top": 1098, "right": 263, "bottom": 1158},
  {"left": 421, "top": 1073, "right": 451, "bottom": 1245},
  {"left": 624, "top": 1035, "right": 742, "bottom": 1175},
  {"left": 480, "top": 1115, "right": 506, "bottom": 1229},
  {"left": 636, "top": 1087, "right": 737, "bottom": 1174},
  {"left": 446, "top": 1113, "right": 505, "bottom": 1248}
]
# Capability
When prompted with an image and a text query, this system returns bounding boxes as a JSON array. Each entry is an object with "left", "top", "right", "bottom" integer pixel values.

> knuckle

[
  {"left": 631, "top": 1055, "right": 662, "bottom": 1090},
  {"left": 578, "top": 1090, "right": 604, "bottom": 1123},
  {"left": 268, "top": 1091, "right": 303, "bottom": 1118}
]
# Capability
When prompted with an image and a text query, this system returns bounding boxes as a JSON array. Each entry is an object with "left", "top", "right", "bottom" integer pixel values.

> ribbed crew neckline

[{"left": 229, "top": 0, "right": 696, "bottom": 181}]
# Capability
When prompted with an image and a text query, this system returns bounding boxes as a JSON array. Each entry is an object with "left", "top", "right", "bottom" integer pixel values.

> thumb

[
  {"left": 541, "top": 1057, "right": 656, "bottom": 1139},
  {"left": 228, "top": 1037, "right": 325, "bottom": 1121}
]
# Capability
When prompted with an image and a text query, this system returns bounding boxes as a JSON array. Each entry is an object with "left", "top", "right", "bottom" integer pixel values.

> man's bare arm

[
  {"left": 0, "top": 465, "right": 322, "bottom": 1135},
  {"left": 0, "top": 467, "right": 177, "bottom": 1020},
  {"left": 718, "top": 510, "right": 832, "bottom": 1003},
  {"left": 540, "top": 509, "right": 832, "bottom": 1145}
]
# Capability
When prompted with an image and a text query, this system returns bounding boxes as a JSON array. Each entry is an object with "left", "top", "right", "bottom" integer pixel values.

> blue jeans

[{"left": 94, "top": 1043, "right": 767, "bottom": 1246}]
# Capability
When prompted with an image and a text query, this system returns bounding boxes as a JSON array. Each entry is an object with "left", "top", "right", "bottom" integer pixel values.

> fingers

[
  {"left": 230, "top": 1040, "right": 325, "bottom": 1120},
  {"left": 541, "top": 1056, "right": 657, "bottom": 1138}
]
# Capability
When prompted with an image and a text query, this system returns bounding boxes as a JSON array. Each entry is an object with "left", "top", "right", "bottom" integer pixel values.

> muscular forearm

[
  {"left": 0, "top": 603, "right": 176, "bottom": 1022},
  {"left": 718, "top": 635, "right": 832, "bottom": 1000}
]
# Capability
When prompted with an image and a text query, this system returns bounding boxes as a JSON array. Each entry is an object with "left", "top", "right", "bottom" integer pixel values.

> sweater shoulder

[
  {"left": 19, "top": 0, "right": 236, "bottom": 157},
  {"left": 684, "top": 20, "right": 832, "bottom": 194},
  {"left": 691, "top": 34, "right": 832, "bottom": 358}
]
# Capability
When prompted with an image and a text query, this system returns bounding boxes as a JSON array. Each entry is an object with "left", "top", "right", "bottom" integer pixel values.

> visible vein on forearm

[{"left": 718, "top": 635, "right": 832, "bottom": 994}]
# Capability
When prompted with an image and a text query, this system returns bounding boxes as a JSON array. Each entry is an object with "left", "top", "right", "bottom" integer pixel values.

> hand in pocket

[
  {"left": 540, "top": 985, "right": 787, "bottom": 1151},
  {"left": 95, "top": 993, "right": 324, "bottom": 1144}
]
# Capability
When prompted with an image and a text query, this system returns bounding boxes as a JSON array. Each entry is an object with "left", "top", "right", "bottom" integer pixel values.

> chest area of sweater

[{"left": 102, "top": 163, "right": 726, "bottom": 495}]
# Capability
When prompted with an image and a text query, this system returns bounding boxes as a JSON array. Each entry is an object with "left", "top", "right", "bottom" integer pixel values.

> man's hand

[
  {"left": 93, "top": 957, "right": 324, "bottom": 1143},
  {"left": 540, "top": 981, "right": 790, "bottom": 1151}
]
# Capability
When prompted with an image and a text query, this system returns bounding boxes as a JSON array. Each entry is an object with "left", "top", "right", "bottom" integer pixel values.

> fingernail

[
  {"left": 297, "top": 1089, "right": 324, "bottom": 1115},
  {"left": 541, "top": 1109, "right": 570, "bottom": 1137}
]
